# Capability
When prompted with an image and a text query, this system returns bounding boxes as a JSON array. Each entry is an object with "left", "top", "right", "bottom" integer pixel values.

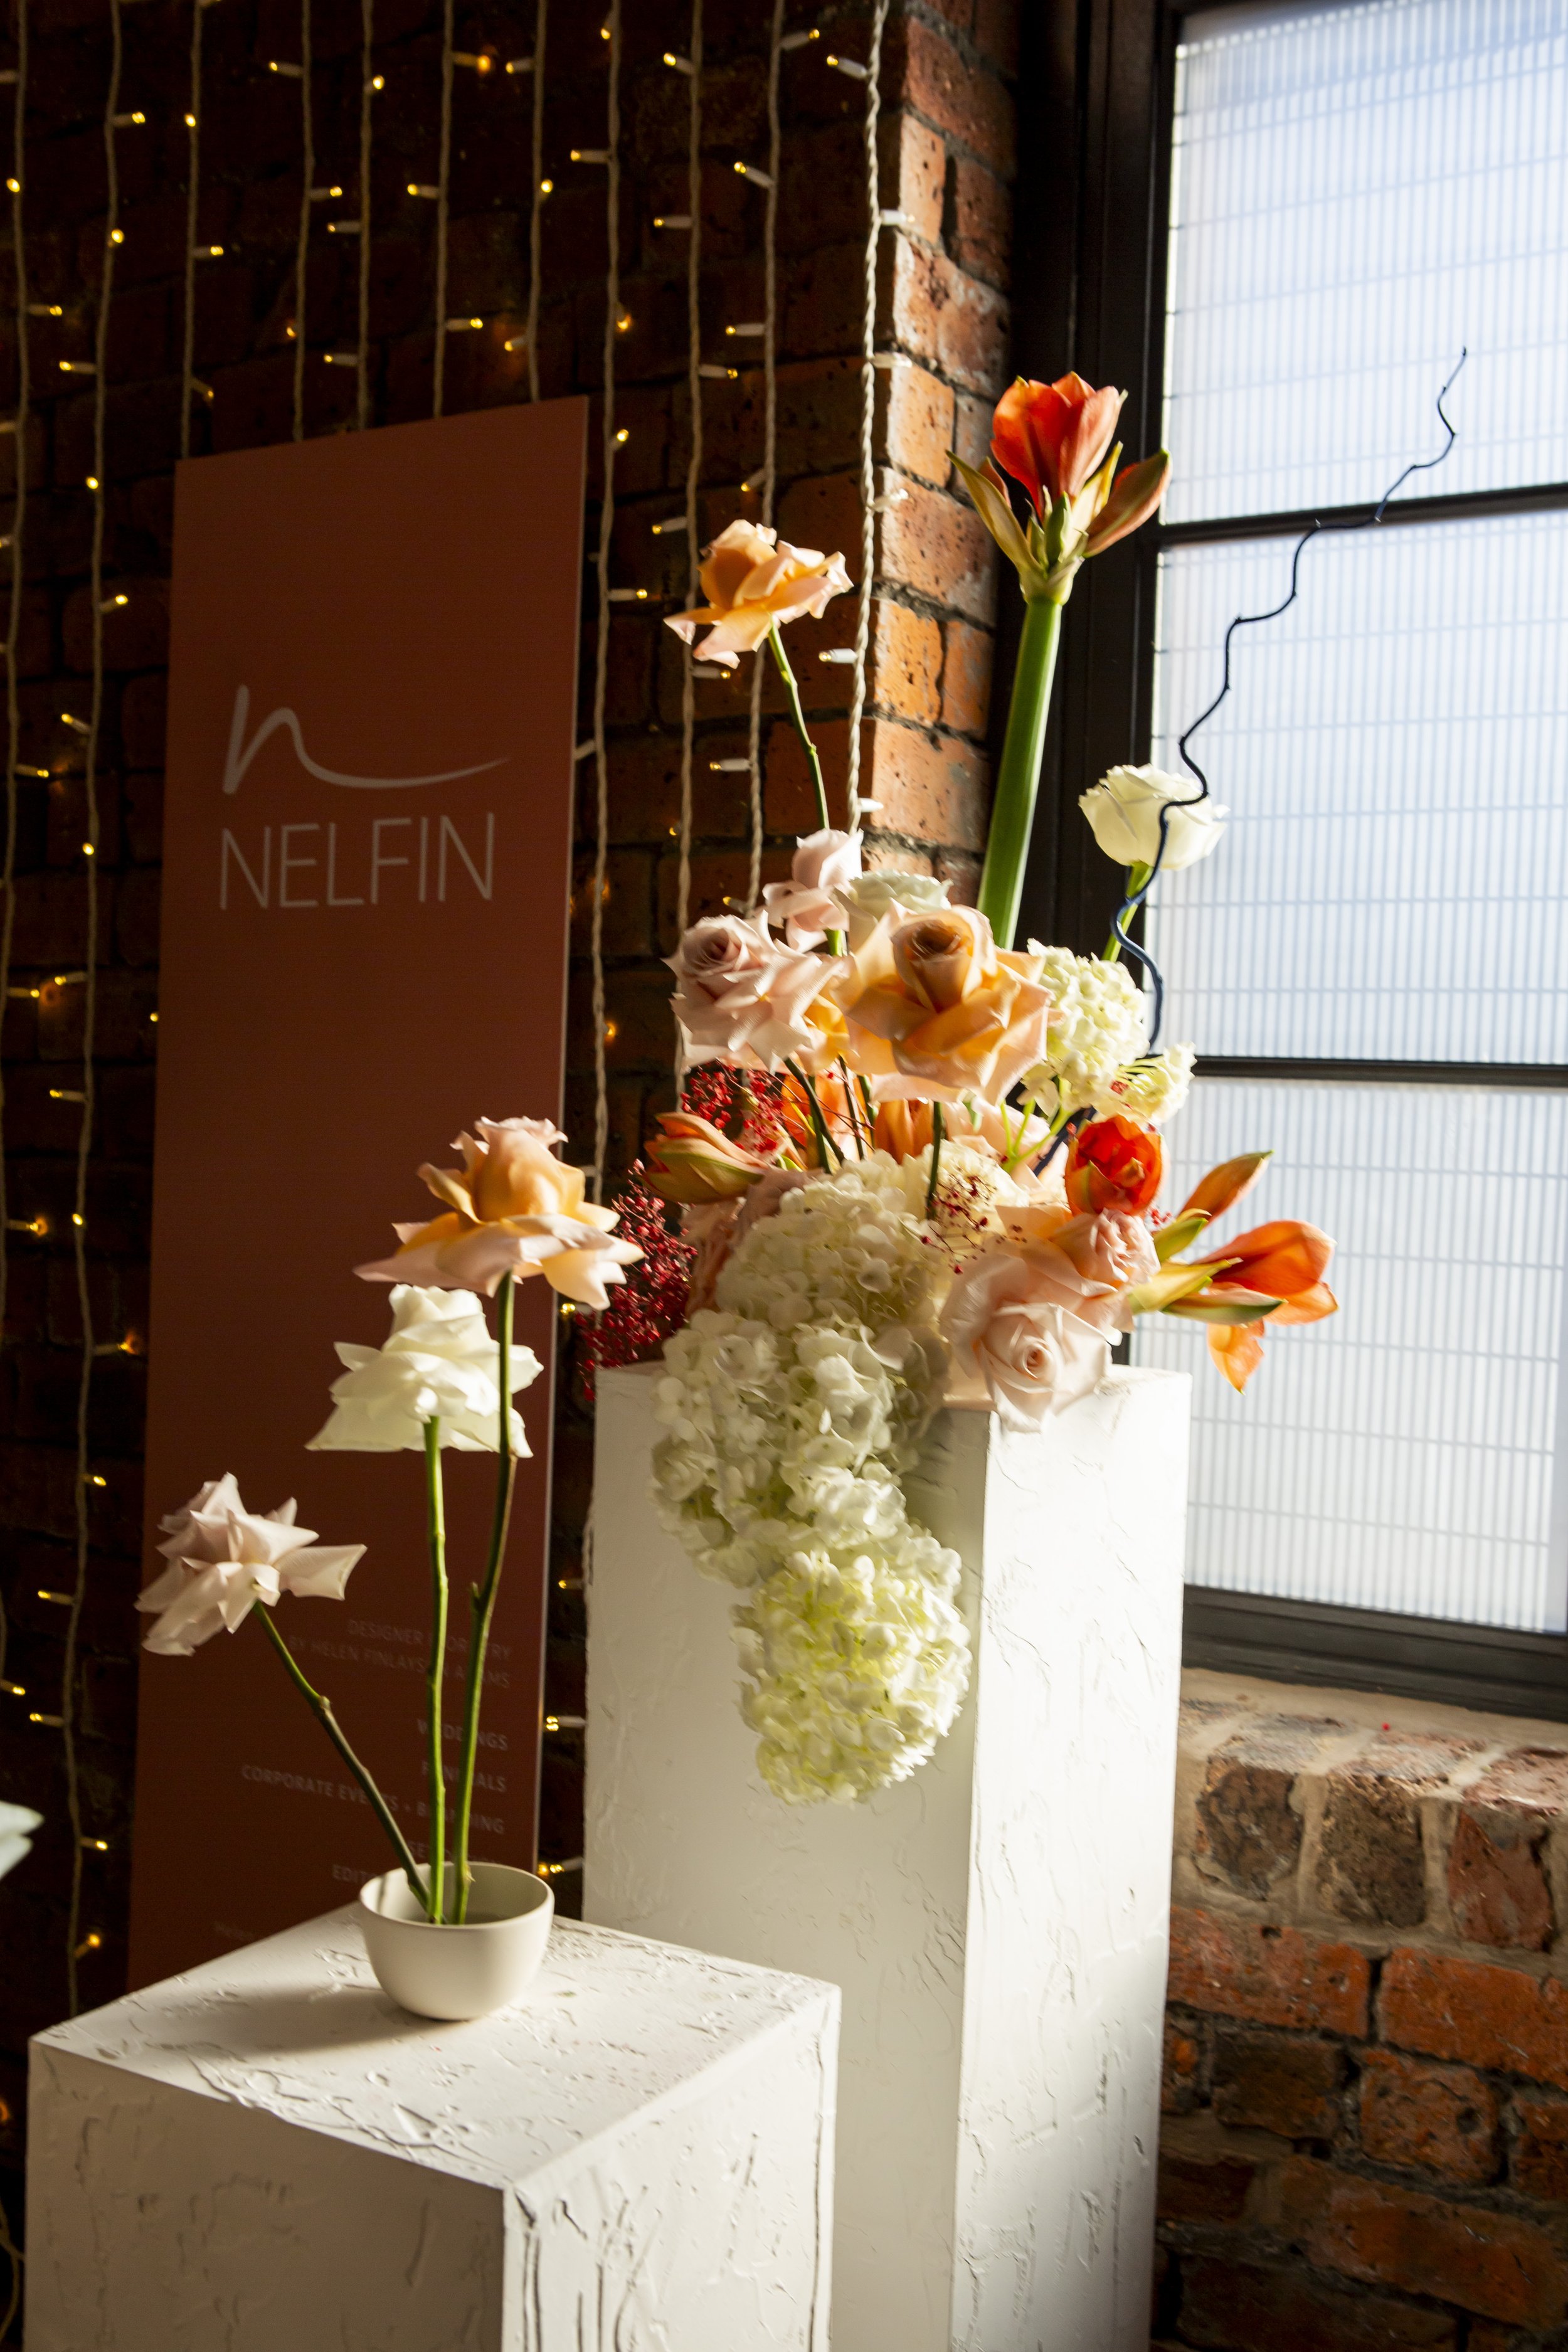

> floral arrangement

[
  {"left": 139, "top": 1119, "right": 641, "bottom": 1920},
  {"left": 627, "top": 371, "right": 1338, "bottom": 1806}
]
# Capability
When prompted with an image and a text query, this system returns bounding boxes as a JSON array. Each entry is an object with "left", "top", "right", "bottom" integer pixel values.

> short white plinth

[
  {"left": 27, "top": 1909, "right": 838, "bottom": 2351},
  {"left": 585, "top": 1364, "right": 1189, "bottom": 2352}
]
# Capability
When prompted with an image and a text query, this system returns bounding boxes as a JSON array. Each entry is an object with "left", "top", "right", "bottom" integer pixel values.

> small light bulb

[
  {"left": 614, "top": 425, "right": 629, "bottom": 445},
  {"left": 6, "top": 177, "right": 18, "bottom": 194},
  {"left": 185, "top": 110, "right": 196, "bottom": 127},
  {"left": 85, "top": 475, "right": 99, "bottom": 490},
  {"left": 539, "top": 177, "right": 553, "bottom": 194}
]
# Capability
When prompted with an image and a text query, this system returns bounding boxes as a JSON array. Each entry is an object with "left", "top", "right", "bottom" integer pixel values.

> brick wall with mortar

[
  {"left": 0, "top": 0, "right": 1018, "bottom": 2311},
  {"left": 1159, "top": 1669, "right": 1568, "bottom": 2352}
]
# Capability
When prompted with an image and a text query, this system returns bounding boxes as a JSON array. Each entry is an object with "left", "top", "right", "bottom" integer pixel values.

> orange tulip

[{"left": 1064, "top": 1115, "right": 1163, "bottom": 1216}]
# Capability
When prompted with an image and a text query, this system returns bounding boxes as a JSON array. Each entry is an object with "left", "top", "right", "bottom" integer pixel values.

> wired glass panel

[
  {"left": 1137, "top": 0, "right": 1568, "bottom": 1631},
  {"left": 1135, "top": 1080, "right": 1568, "bottom": 1633},
  {"left": 1147, "top": 514, "right": 1568, "bottom": 1064},
  {"left": 1165, "top": 0, "right": 1568, "bottom": 522}
]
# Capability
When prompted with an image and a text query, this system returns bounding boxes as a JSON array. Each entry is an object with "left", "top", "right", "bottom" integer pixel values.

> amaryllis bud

[
  {"left": 643, "top": 1111, "right": 771, "bottom": 1205},
  {"left": 1064, "top": 1114, "right": 1163, "bottom": 1216},
  {"left": 992, "top": 374, "right": 1126, "bottom": 517}
]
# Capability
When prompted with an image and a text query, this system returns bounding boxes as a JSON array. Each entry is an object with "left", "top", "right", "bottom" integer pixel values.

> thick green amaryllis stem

[
  {"left": 423, "top": 1416, "right": 448, "bottom": 1922},
  {"left": 975, "top": 598, "right": 1063, "bottom": 950},
  {"left": 255, "top": 1609, "right": 426, "bottom": 1904},
  {"left": 453, "top": 1271, "right": 518, "bottom": 1924}
]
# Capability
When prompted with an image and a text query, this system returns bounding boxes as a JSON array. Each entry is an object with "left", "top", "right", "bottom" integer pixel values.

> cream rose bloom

[
  {"left": 763, "top": 828, "right": 862, "bottom": 948},
  {"left": 999, "top": 1204, "right": 1158, "bottom": 1337},
  {"left": 669, "top": 912, "right": 843, "bottom": 1073},
  {"left": 940, "top": 1250, "right": 1110, "bottom": 1426},
  {"left": 137, "top": 1473, "right": 365, "bottom": 1656},
  {"left": 308, "top": 1285, "right": 540, "bottom": 1454},
  {"left": 0, "top": 1799, "right": 41, "bottom": 1883},
  {"left": 665, "top": 520, "right": 852, "bottom": 669},
  {"left": 1079, "top": 764, "right": 1227, "bottom": 873},
  {"left": 832, "top": 867, "right": 950, "bottom": 950}
]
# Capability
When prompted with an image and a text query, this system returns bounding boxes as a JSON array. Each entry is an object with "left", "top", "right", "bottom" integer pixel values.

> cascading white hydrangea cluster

[
  {"left": 1029, "top": 947, "right": 1194, "bottom": 1126},
  {"left": 652, "top": 1157, "right": 972, "bottom": 1804}
]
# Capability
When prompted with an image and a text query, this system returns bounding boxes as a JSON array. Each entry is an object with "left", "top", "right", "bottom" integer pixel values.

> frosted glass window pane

[
  {"left": 1147, "top": 513, "right": 1568, "bottom": 1063},
  {"left": 1133, "top": 1079, "right": 1568, "bottom": 1631},
  {"left": 1166, "top": 0, "right": 1568, "bottom": 522}
]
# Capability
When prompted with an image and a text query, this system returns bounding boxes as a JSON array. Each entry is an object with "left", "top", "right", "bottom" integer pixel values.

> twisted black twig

[{"left": 1109, "top": 349, "right": 1468, "bottom": 1047}]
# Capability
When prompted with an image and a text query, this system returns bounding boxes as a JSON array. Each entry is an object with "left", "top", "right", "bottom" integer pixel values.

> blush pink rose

[
  {"left": 667, "top": 913, "right": 841, "bottom": 1073},
  {"left": 999, "top": 1205, "right": 1158, "bottom": 1337},
  {"left": 940, "top": 1250, "right": 1110, "bottom": 1428},
  {"left": 762, "top": 828, "right": 862, "bottom": 948}
]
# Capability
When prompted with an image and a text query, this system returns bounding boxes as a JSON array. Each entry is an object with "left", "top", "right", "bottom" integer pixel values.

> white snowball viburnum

[{"left": 651, "top": 1158, "right": 972, "bottom": 1803}]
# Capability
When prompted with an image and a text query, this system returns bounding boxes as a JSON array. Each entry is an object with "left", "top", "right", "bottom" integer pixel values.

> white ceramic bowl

[{"left": 359, "top": 1862, "right": 554, "bottom": 2021}]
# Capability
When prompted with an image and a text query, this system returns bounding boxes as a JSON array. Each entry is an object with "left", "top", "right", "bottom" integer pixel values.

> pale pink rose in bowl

[
  {"left": 762, "top": 829, "right": 862, "bottom": 947},
  {"left": 940, "top": 1249, "right": 1110, "bottom": 1429},
  {"left": 667, "top": 912, "right": 842, "bottom": 1073}
]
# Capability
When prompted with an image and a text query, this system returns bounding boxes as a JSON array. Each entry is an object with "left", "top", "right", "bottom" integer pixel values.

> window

[{"left": 1015, "top": 0, "right": 1568, "bottom": 1708}]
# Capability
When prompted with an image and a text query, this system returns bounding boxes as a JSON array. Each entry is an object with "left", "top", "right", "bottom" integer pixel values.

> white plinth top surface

[{"left": 35, "top": 1908, "right": 834, "bottom": 2195}]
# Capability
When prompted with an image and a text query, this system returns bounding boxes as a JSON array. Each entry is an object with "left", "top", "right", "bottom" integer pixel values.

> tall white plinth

[
  {"left": 585, "top": 1364, "right": 1189, "bottom": 2352},
  {"left": 27, "top": 1908, "right": 838, "bottom": 2351}
]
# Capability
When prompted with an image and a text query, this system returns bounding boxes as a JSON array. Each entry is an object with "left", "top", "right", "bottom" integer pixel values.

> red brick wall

[
  {"left": 0, "top": 0, "right": 1019, "bottom": 2308},
  {"left": 1160, "top": 1686, "right": 1568, "bottom": 2350}
]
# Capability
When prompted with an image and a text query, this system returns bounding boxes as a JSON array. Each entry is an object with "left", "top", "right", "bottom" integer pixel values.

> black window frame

[{"left": 1010, "top": 0, "right": 1568, "bottom": 1717}]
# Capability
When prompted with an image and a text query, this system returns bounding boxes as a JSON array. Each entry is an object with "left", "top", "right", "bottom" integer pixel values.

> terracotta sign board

[{"left": 129, "top": 399, "right": 586, "bottom": 1988}]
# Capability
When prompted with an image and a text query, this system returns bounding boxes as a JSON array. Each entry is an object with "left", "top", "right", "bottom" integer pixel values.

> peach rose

[
  {"left": 941, "top": 1249, "right": 1110, "bottom": 1428},
  {"left": 835, "top": 905, "right": 1053, "bottom": 1105},
  {"left": 762, "top": 828, "right": 862, "bottom": 948},
  {"left": 669, "top": 913, "right": 844, "bottom": 1073},
  {"left": 665, "top": 520, "right": 852, "bottom": 670},
  {"left": 357, "top": 1116, "right": 641, "bottom": 1309}
]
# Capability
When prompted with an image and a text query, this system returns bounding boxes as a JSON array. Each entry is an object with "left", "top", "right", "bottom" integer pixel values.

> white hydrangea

[
  {"left": 1102, "top": 1043, "right": 1195, "bottom": 1125},
  {"left": 1030, "top": 947, "right": 1149, "bottom": 1113},
  {"left": 651, "top": 1158, "right": 971, "bottom": 1804}
]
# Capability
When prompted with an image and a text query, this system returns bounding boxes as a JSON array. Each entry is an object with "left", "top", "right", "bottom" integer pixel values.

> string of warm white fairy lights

[
  {"left": 432, "top": 0, "right": 453, "bottom": 416},
  {"left": 589, "top": 0, "right": 622, "bottom": 1199},
  {"left": 844, "top": 0, "right": 889, "bottom": 827},
  {"left": 0, "top": 0, "right": 26, "bottom": 1719},
  {"left": 292, "top": 0, "right": 312, "bottom": 440},
  {"left": 673, "top": 0, "right": 701, "bottom": 948},
  {"left": 743, "top": 3, "right": 783, "bottom": 914},
  {"left": 357, "top": 0, "right": 373, "bottom": 427},
  {"left": 179, "top": 0, "right": 202, "bottom": 455},
  {"left": 525, "top": 0, "right": 547, "bottom": 404},
  {"left": 57, "top": 0, "right": 123, "bottom": 2020}
]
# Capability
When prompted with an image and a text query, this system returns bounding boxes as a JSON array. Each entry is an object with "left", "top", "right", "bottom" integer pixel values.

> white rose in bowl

[{"left": 1079, "top": 764, "right": 1227, "bottom": 874}]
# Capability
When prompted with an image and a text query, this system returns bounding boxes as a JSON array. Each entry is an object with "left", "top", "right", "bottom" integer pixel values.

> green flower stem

[
  {"left": 975, "top": 598, "right": 1063, "bottom": 950},
  {"left": 838, "top": 1058, "right": 867, "bottom": 1157},
  {"left": 766, "top": 618, "right": 831, "bottom": 832},
  {"left": 924, "top": 1100, "right": 945, "bottom": 1219},
  {"left": 452, "top": 1272, "right": 517, "bottom": 1924},
  {"left": 1103, "top": 861, "right": 1152, "bottom": 963},
  {"left": 784, "top": 1057, "right": 844, "bottom": 1167},
  {"left": 423, "top": 1416, "right": 448, "bottom": 1924},
  {"left": 255, "top": 1608, "right": 425, "bottom": 1904}
]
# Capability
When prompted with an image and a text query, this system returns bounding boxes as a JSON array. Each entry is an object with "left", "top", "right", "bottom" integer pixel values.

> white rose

[
  {"left": 0, "top": 1799, "right": 41, "bottom": 1883},
  {"left": 308, "top": 1284, "right": 539, "bottom": 1454},
  {"left": 1079, "top": 764, "right": 1227, "bottom": 874}
]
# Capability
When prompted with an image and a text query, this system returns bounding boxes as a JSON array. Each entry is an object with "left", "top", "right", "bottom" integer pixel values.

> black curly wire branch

[{"left": 1110, "top": 349, "right": 1468, "bottom": 1048}]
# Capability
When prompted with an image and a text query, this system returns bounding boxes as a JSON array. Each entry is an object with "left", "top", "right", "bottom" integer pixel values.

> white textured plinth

[
  {"left": 27, "top": 1909, "right": 837, "bottom": 2351},
  {"left": 586, "top": 1364, "right": 1189, "bottom": 2352}
]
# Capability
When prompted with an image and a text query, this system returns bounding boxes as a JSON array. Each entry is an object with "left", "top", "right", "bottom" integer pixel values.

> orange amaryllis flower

[
  {"left": 1064, "top": 1115, "right": 1163, "bottom": 1216},
  {"left": 664, "top": 519, "right": 851, "bottom": 670},
  {"left": 1193, "top": 1219, "right": 1338, "bottom": 1394},
  {"left": 358, "top": 1118, "right": 642, "bottom": 1310},
  {"left": 992, "top": 373, "right": 1125, "bottom": 516},
  {"left": 642, "top": 1111, "right": 776, "bottom": 1205}
]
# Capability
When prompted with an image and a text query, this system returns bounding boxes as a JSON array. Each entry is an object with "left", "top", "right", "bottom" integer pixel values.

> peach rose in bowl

[
  {"left": 940, "top": 1249, "right": 1110, "bottom": 1429},
  {"left": 665, "top": 520, "right": 852, "bottom": 670},
  {"left": 357, "top": 1117, "right": 641, "bottom": 1310},
  {"left": 837, "top": 905, "right": 1053, "bottom": 1105}
]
